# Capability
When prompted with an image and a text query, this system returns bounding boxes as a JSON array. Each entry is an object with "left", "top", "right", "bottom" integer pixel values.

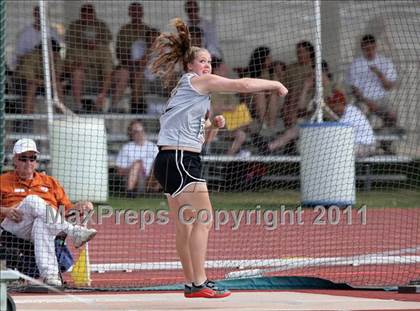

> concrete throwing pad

[{"left": 11, "top": 291, "right": 420, "bottom": 310}]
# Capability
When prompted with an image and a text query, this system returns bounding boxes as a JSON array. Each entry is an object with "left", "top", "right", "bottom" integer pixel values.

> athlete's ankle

[{"left": 193, "top": 279, "right": 207, "bottom": 287}]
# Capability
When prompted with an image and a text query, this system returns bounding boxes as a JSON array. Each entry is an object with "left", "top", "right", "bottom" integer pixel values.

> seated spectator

[
  {"left": 116, "top": 120, "right": 159, "bottom": 196},
  {"left": 113, "top": 2, "right": 155, "bottom": 113},
  {"left": 272, "top": 60, "right": 287, "bottom": 84},
  {"left": 272, "top": 59, "right": 287, "bottom": 125},
  {"left": 184, "top": 0, "right": 222, "bottom": 58},
  {"left": 238, "top": 46, "right": 281, "bottom": 131},
  {"left": 211, "top": 57, "right": 252, "bottom": 156},
  {"left": 282, "top": 41, "right": 315, "bottom": 129},
  {"left": 326, "top": 90, "right": 376, "bottom": 157},
  {"left": 265, "top": 61, "right": 376, "bottom": 157},
  {"left": 14, "top": 6, "right": 64, "bottom": 115},
  {"left": 188, "top": 25, "right": 204, "bottom": 48},
  {"left": 346, "top": 34, "right": 398, "bottom": 128},
  {"left": 65, "top": 4, "right": 113, "bottom": 112},
  {"left": 265, "top": 60, "right": 332, "bottom": 154},
  {"left": 0, "top": 139, "right": 97, "bottom": 287}
]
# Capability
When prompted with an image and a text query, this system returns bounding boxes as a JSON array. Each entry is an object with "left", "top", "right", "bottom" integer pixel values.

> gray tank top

[{"left": 157, "top": 73, "right": 211, "bottom": 151}]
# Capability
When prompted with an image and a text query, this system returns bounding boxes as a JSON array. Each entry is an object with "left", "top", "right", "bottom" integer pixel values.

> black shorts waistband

[{"left": 158, "top": 148, "right": 201, "bottom": 156}]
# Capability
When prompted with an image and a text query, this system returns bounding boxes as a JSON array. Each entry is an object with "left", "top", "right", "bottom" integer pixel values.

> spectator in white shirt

[
  {"left": 346, "top": 34, "right": 398, "bottom": 128},
  {"left": 116, "top": 120, "right": 159, "bottom": 196},
  {"left": 14, "top": 6, "right": 63, "bottom": 115},
  {"left": 13, "top": 6, "right": 62, "bottom": 69},
  {"left": 184, "top": 0, "right": 222, "bottom": 58},
  {"left": 326, "top": 90, "right": 376, "bottom": 157}
]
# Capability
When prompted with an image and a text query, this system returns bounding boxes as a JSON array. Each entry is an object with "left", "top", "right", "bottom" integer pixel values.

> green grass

[
  {"left": 103, "top": 190, "right": 420, "bottom": 211},
  {"left": 356, "top": 190, "right": 420, "bottom": 208}
]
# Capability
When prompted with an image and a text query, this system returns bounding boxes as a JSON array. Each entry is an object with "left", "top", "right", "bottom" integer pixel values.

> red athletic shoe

[
  {"left": 184, "top": 285, "right": 193, "bottom": 298},
  {"left": 186, "top": 280, "right": 231, "bottom": 298}
]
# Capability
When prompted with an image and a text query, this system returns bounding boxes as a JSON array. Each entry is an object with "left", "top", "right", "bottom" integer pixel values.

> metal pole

[
  {"left": 0, "top": 258, "right": 18, "bottom": 311},
  {"left": 1, "top": 259, "right": 7, "bottom": 311},
  {"left": 0, "top": 0, "right": 6, "bottom": 173},
  {"left": 314, "top": 0, "right": 323, "bottom": 123},
  {"left": 210, "top": 0, "right": 216, "bottom": 28},
  {"left": 39, "top": 0, "right": 54, "bottom": 127}
]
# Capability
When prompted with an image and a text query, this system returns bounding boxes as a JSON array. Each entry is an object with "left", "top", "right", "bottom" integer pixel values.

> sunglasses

[{"left": 18, "top": 155, "right": 37, "bottom": 163}]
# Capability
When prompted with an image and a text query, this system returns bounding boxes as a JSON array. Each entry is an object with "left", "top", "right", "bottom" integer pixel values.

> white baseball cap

[{"left": 13, "top": 138, "right": 40, "bottom": 155}]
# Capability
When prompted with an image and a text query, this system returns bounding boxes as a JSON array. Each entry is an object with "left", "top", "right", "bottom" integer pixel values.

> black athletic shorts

[{"left": 153, "top": 149, "right": 206, "bottom": 197}]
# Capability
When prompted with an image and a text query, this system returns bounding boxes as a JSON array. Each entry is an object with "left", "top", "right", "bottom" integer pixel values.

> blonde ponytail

[{"left": 149, "top": 18, "right": 206, "bottom": 87}]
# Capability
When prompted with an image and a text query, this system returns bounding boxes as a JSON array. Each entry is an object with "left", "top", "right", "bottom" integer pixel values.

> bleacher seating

[{"left": 3, "top": 93, "right": 416, "bottom": 192}]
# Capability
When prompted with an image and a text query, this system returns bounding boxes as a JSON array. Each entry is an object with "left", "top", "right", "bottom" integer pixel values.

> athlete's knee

[
  {"left": 194, "top": 208, "right": 213, "bottom": 230},
  {"left": 175, "top": 221, "right": 192, "bottom": 237},
  {"left": 177, "top": 205, "right": 213, "bottom": 230}
]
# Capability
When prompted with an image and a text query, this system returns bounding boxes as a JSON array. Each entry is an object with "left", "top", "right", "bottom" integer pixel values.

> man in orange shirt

[{"left": 0, "top": 139, "right": 97, "bottom": 287}]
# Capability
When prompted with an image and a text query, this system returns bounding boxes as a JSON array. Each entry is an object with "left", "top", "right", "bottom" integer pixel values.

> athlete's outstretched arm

[{"left": 192, "top": 74, "right": 288, "bottom": 97}]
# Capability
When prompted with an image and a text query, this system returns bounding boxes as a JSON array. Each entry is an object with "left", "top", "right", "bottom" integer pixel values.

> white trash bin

[
  {"left": 51, "top": 117, "right": 108, "bottom": 202},
  {"left": 299, "top": 122, "right": 355, "bottom": 206}
]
